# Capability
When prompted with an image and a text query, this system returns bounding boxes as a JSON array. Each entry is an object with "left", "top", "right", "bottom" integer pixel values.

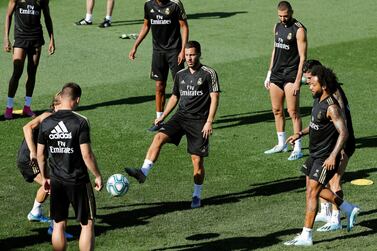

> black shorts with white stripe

[{"left": 301, "top": 156, "right": 340, "bottom": 185}]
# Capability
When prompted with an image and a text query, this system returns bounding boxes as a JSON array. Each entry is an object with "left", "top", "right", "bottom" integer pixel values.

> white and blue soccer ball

[{"left": 106, "top": 174, "right": 129, "bottom": 197}]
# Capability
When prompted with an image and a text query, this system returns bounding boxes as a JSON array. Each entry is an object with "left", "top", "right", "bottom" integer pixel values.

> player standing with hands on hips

[
  {"left": 126, "top": 41, "right": 220, "bottom": 209},
  {"left": 264, "top": 1, "right": 307, "bottom": 160},
  {"left": 37, "top": 83, "right": 103, "bottom": 251},
  {"left": 3, "top": 0, "right": 55, "bottom": 119},
  {"left": 129, "top": 0, "right": 189, "bottom": 131}
]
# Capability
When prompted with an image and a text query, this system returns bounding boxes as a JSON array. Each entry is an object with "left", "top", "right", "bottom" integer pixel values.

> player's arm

[
  {"left": 129, "top": 19, "right": 150, "bottom": 60},
  {"left": 202, "top": 92, "right": 220, "bottom": 139},
  {"left": 178, "top": 19, "right": 189, "bottom": 64},
  {"left": 42, "top": 0, "right": 55, "bottom": 55},
  {"left": 80, "top": 143, "right": 103, "bottom": 191},
  {"left": 155, "top": 94, "right": 179, "bottom": 125},
  {"left": 293, "top": 27, "right": 307, "bottom": 96},
  {"left": 286, "top": 126, "right": 309, "bottom": 145},
  {"left": 37, "top": 143, "right": 50, "bottom": 192},
  {"left": 23, "top": 112, "right": 52, "bottom": 161},
  {"left": 333, "top": 88, "right": 347, "bottom": 123},
  {"left": 3, "top": 0, "right": 16, "bottom": 52},
  {"left": 323, "top": 104, "right": 349, "bottom": 170},
  {"left": 264, "top": 25, "right": 276, "bottom": 89}
]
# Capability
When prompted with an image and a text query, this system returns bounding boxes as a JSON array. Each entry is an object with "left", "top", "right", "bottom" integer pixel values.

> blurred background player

[
  {"left": 3, "top": 0, "right": 55, "bottom": 119},
  {"left": 303, "top": 60, "right": 356, "bottom": 232},
  {"left": 263, "top": 1, "right": 307, "bottom": 160},
  {"left": 37, "top": 83, "right": 103, "bottom": 251},
  {"left": 125, "top": 41, "right": 220, "bottom": 208},
  {"left": 129, "top": 0, "right": 189, "bottom": 131},
  {"left": 75, "top": 0, "right": 115, "bottom": 28},
  {"left": 284, "top": 65, "right": 359, "bottom": 246}
]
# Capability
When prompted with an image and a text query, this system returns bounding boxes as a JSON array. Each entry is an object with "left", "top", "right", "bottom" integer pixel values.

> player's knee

[
  {"left": 287, "top": 109, "right": 299, "bottom": 119},
  {"left": 272, "top": 107, "right": 283, "bottom": 117}
]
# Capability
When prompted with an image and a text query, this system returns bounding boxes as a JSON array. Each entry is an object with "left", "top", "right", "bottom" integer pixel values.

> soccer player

[
  {"left": 75, "top": 0, "right": 115, "bottom": 28},
  {"left": 263, "top": 1, "right": 307, "bottom": 160},
  {"left": 302, "top": 60, "right": 356, "bottom": 232},
  {"left": 3, "top": 0, "right": 55, "bottom": 119},
  {"left": 125, "top": 41, "right": 220, "bottom": 208},
  {"left": 18, "top": 93, "right": 60, "bottom": 223},
  {"left": 37, "top": 83, "right": 103, "bottom": 250},
  {"left": 129, "top": 0, "right": 189, "bottom": 131},
  {"left": 284, "top": 65, "right": 359, "bottom": 246}
]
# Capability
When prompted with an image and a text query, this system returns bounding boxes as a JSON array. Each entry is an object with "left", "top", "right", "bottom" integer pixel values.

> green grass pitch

[{"left": 0, "top": 0, "right": 377, "bottom": 250}]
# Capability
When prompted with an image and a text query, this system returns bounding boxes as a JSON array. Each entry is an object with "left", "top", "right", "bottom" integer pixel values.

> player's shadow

[
  {"left": 214, "top": 106, "right": 312, "bottom": 130},
  {"left": 355, "top": 135, "right": 377, "bottom": 149},
  {"left": 187, "top": 11, "right": 248, "bottom": 20},
  {"left": 109, "top": 19, "right": 144, "bottom": 27}
]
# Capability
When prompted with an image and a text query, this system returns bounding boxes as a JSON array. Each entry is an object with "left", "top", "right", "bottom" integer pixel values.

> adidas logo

[
  {"left": 180, "top": 80, "right": 186, "bottom": 84},
  {"left": 49, "top": 121, "right": 72, "bottom": 139}
]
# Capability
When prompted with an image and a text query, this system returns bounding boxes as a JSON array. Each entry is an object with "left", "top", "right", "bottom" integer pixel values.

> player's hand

[
  {"left": 154, "top": 115, "right": 165, "bottom": 126},
  {"left": 3, "top": 39, "right": 11, "bottom": 52},
  {"left": 129, "top": 48, "right": 137, "bottom": 60},
  {"left": 177, "top": 50, "right": 185, "bottom": 65},
  {"left": 293, "top": 82, "right": 301, "bottom": 96},
  {"left": 94, "top": 176, "right": 103, "bottom": 191},
  {"left": 48, "top": 40, "right": 55, "bottom": 55},
  {"left": 202, "top": 121, "right": 213, "bottom": 139},
  {"left": 322, "top": 155, "right": 336, "bottom": 170},
  {"left": 30, "top": 151, "right": 37, "bottom": 161},
  {"left": 286, "top": 134, "right": 298, "bottom": 145},
  {"left": 43, "top": 178, "right": 51, "bottom": 193},
  {"left": 264, "top": 71, "right": 271, "bottom": 90}
]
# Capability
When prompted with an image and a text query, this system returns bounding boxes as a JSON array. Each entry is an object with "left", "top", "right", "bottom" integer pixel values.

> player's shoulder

[
  {"left": 293, "top": 19, "right": 306, "bottom": 31},
  {"left": 72, "top": 111, "right": 89, "bottom": 122},
  {"left": 326, "top": 95, "right": 339, "bottom": 106},
  {"left": 201, "top": 65, "right": 218, "bottom": 76}
]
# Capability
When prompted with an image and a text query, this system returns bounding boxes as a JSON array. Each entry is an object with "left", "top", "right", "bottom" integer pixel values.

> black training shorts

[
  {"left": 151, "top": 50, "right": 184, "bottom": 81},
  {"left": 50, "top": 178, "right": 96, "bottom": 225},
  {"left": 13, "top": 38, "right": 44, "bottom": 53},
  {"left": 270, "top": 70, "right": 297, "bottom": 91},
  {"left": 159, "top": 113, "right": 209, "bottom": 157},
  {"left": 17, "top": 160, "right": 40, "bottom": 183},
  {"left": 301, "top": 156, "right": 340, "bottom": 185}
]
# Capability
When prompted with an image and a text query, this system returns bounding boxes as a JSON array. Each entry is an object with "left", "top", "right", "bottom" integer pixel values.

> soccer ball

[{"left": 106, "top": 174, "right": 129, "bottom": 197}]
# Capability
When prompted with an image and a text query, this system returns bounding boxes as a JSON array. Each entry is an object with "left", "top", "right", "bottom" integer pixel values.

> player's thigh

[
  {"left": 27, "top": 46, "right": 42, "bottom": 68},
  {"left": 166, "top": 50, "right": 184, "bottom": 78},
  {"left": 269, "top": 84, "right": 285, "bottom": 111},
  {"left": 160, "top": 114, "right": 185, "bottom": 146},
  {"left": 12, "top": 47, "right": 27, "bottom": 62},
  {"left": 284, "top": 83, "right": 300, "bottom": 112},
  {"left": 309, "top": 158, "right": 339, "bottom": 186},
  {"left": 50, "top": 179, "right": 70, "bottom": 222},
  {"left": 68, "top": 182, "right": 96, "bottom": 225},
  {"left": 151, "top": 51, "right": 169, "bottom": 81},
  {"left": 184, "top": 119, "right": 209, "bottom": 157}
]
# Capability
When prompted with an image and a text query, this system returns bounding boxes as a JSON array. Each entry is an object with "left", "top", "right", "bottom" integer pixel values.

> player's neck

[{"left": 188, "top": 63, "right": 201, "bottom": 74}]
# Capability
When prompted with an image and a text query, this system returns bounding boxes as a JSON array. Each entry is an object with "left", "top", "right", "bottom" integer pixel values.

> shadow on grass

[
  {"left": 355, "top": 135, "right": 377, "bottom": 149},
  {"left": 214, "top": 106, "right": 312, "bottom": 129}
]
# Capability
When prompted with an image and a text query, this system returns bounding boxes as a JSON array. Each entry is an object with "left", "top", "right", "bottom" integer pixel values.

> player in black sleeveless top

[
  {"left": 303, "top": 60, "right": 356, "bottom": 232},
  {"left": 125, "top": 41, "right": 220, "bottom": 209},
  {"left": 37, "top": 83, "right": 102, "bottom": 250},
  {"left": 263, "top": 1, "right": 307, "bottom": 161},
  {"left": 284, "top": 65, "right": 359, "bottom": 246},
  {"left": 129, "top": 0, "right": 189, "bottom": 130},
  {"left": 3, "top": 0, "right": 55, "bottom": 119}
]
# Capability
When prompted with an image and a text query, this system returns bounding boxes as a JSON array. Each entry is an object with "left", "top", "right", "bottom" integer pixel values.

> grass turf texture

[{"left": 0, "top": 0, "right": 377, "bottom": 250}]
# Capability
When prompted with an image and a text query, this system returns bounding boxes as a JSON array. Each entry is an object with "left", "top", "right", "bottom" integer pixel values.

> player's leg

[
  {"left": 79, "top": 219, "right": 95, "bottom": 251},
  {"left": 125, "top": 132, "right": 170, "bottom": 183},
  {"left": 264, "top": 83, "right": 287, "bottom": 154},
  {"left": 149, "top": 51, "right": 169, "bottom": 131},
  {"left": 315, "top": 197, "right": 332, "bottom": 223},
  {"left": 23, "top": 47, "right": 42, "bottom": 117},
  {"left": 284, "top": 82, "right": 303, "bottom": 160},
  {"left": 28, "top": 174, "right": 50, "bottom": 222},
  {"left": 324, "top": 152, "right": 349, "bottom": 230},
  {"left": 191, "top": 155, "right": 204, "bottom": 208},
  {"left": 99, "top": 0, "right": 114, "bottom": 28},
  {"left": 52, "top": 220, "right": 67, "bottom": 251},
  {"left": 75, "top": 0, "right": 94, "bottom": 25},
  {"left": 4, "top": 47, "right": 26, "bottom": 119}
]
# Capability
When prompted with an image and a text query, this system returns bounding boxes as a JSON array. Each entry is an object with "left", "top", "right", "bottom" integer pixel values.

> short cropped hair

[
  {"left": 61, "top": 82, "right": 82, "bottom": 100},
  {"left": 278, "top": 1, "right": 293, "bottom": 12},
  {"left": 185, "top": 40, "right": 201, "bottom": 54}
]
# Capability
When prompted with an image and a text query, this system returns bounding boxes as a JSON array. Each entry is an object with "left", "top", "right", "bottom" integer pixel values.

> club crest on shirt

[
  {"left": 287, "top": 32, "right": 292, "bottom": 40},
  {"left": 317, "top": 111, "right": 323, "bottom": 120},
  {"left": 165, "top": 8, "right": 170, "bottom": 15},
  {"left": 197, "top": 78, "right": 203, "bottom": 85}
]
